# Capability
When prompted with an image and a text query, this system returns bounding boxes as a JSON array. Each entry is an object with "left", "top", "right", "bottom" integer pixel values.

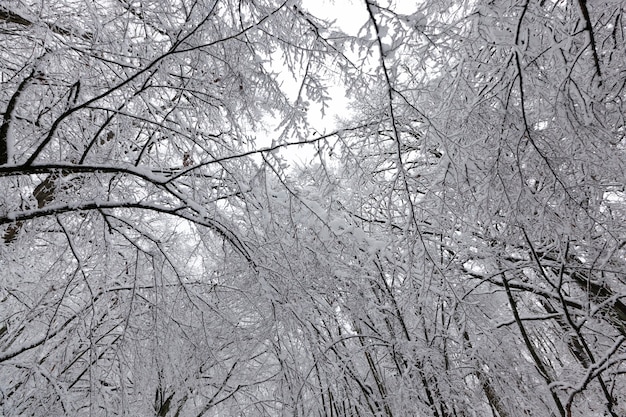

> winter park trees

[{"left": 1, "top": 0, "right": 625, "bottom": 416}]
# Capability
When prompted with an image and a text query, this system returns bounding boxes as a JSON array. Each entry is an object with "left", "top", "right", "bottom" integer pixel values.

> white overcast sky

[
  {"left": 263, "top": 0, "right": 421, "bottom": 165},
  {"left": 265, "top": 0, "right": 367, "bottom": 165}
]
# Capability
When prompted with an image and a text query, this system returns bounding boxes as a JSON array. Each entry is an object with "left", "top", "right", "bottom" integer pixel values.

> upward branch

[
  {"left": 0, "top": 70, "right": 34, "bottom": 165},
  {"left": 576, "top": 0, "right": 602, "bottom": 84}
]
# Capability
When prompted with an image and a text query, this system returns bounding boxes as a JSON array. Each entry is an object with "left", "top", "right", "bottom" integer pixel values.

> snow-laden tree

[
  {"left": 0, "top": 0, "right": 349, "bottom": 414},
  {"left": 322, "top": 1, "right": 626, "bottom": 416},
  {"left": 1, "top": 0, "right": 625, "bottom": 416}
]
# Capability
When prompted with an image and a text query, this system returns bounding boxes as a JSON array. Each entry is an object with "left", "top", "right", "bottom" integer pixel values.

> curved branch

[{"left": 1, "top": 200, "right": 254, "bottom": 264}]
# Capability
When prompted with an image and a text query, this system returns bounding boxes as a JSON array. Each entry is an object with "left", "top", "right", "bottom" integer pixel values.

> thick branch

[
  {"left": 501, "top": 273, "right": 566, "bottom": 417},
  {"left": 576, "top": 0, "right": 602, "bottom": 83},
  {"left": 0, "top": 71, "right": 34, "bottom": 165},
  {"left": 0, "top": 5, "right": 92, "bottom": 40}
]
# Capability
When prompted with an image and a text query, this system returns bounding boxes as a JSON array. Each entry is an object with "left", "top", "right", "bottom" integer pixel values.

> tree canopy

[{"left": 1, "top": 0, "right": 625, "bottom": 416}]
